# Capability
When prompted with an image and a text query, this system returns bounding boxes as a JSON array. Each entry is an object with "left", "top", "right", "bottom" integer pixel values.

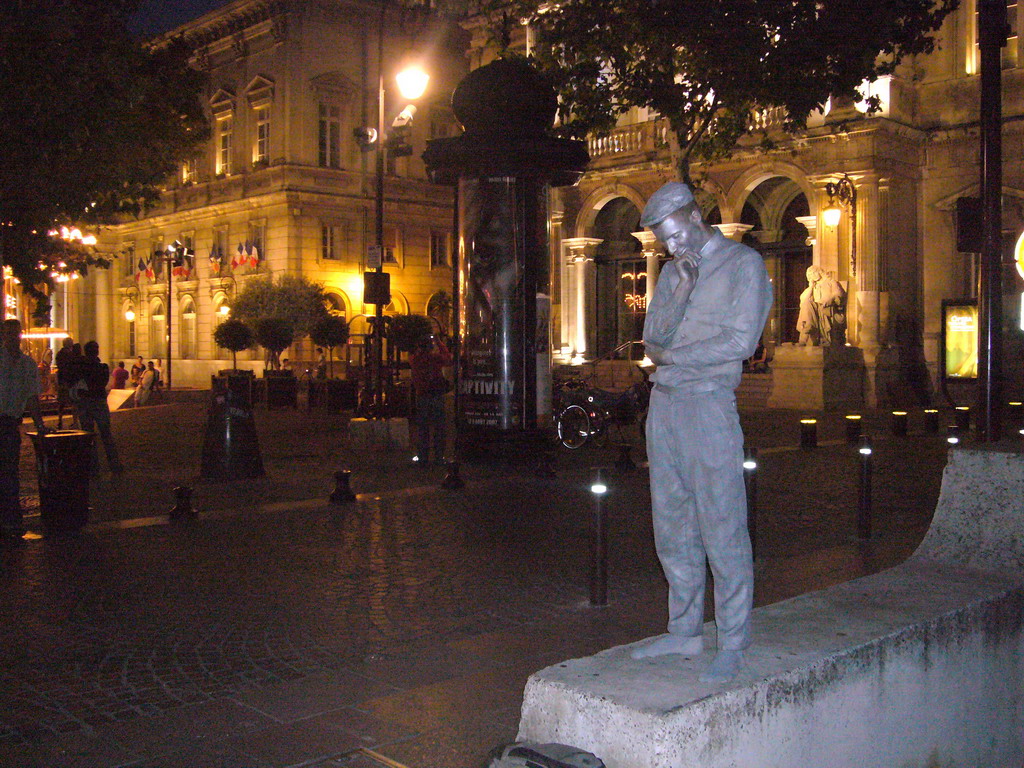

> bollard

[
  {"left": 890, "top": 410, "right": 908, "bottom": 437},
  {"left": 923, "top": 408, "right": 939, "bottom": 433},
  {"left": 857, "top": 436, "right": 872, "bottom": 540},
  {"left": 743, "top": 446, "right": 758, "bottom": 561},
  {"left": 614, "top": 443, "right": 636, "bottom": 473},
  {"left": 799, "top": 418, "right": 818, "bottom": 449},
  {"left": 1008, "top": 401, "right": 1023, "bottom": 431},
  {"left": 441, "top": 460, "right": 465, "bottom": 490},
  {"left": 329, "top": 470, "right": 356, "bottom": 504},
  {"left": 844, "top": 414, "right": 862, "bottom": 444},
  {"left": 589, "top": 467, "right": 609, "bottom": 607},
  {"left": 169, "top": 486, "right": 196, "bottom": 522},
  {"left": 955, "top": 406, "right": 971, "bottom": 432},
  {"left": 946, "top": 424, "right": 962, "bottom": 445}
]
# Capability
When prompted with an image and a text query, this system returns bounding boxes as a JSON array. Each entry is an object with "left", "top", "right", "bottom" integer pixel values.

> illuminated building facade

[
  {"left": 463, "top": 0, "right": 1024, "bottom": 406},
  {"left": 74, "top": 0, "right": 467, "bottom": 386}
]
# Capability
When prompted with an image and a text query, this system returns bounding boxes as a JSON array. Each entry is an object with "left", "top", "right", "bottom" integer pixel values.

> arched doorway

[
  {"left": 592, "top": 197, "right": 643, "bottom": 357},
  {"left": 740, "top": 177, "right": 812, "bottom": 344}
]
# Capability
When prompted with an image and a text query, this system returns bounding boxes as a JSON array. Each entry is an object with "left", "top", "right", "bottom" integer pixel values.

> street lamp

[
  {"left": 159, "top": 239, "right": 193, "bottom": 389},
  {"left": 824, "top": 174, "right": 857, "bottom": 275},
  {"left": 362, "top": 7, "right": 429, "bottom": 417}
]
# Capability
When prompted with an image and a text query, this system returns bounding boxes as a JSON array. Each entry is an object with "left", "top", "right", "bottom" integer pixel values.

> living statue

[
  {"left": 797, "top": 266, "right": 846, "bottom": 346},
  {"left": 636, "top": 182, "right": 773, "bottom": 683}
]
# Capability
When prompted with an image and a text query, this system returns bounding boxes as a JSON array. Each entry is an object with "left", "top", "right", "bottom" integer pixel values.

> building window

[
  {"left": 383, "top": 226, "right": 400, "bottom": 265},
  {"left": 180, "top": 297, "right": 197, "bottom": 359},
  {"left": 322, "top": 224, "right": 343, "bottom": 260},
  {"left": 181, "top": 158, "right": 197, "bottom": 185},
  {"left": 430, "top": 230, "right": 451, "bottom": 269},
  {"left": 319, "top": 104, "right": 341, "bottom": 168},
  {"left": 971, "top": 0, "right": 1019, "bottom": 71},
  {"left": 150, "top": 298, "right": 167, "bottom": 359},
  {"left": 253, "top": 106, "right": 270, "bottom": 165},
  {"left": 248, "top": 221, "right": 265, "bottom": 261},
  {"left": 123, "top": 302, "right": 137, "bottom": 357},
  {"left": 123, "top": 243, "right": 136, "bottom": 278},
  {"left": 216, "top": 116, "right": 233, "bottom": 175}
]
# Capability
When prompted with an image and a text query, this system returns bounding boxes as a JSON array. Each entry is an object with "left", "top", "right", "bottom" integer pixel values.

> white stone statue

[{"left": 798, "top": 266, "right": 846, "bottom": 346}]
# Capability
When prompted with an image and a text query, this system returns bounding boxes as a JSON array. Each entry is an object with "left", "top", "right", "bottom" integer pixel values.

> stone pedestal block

[
  {"left": 767, "top": 344, "right": 866, "bottom": 411},
  {"left": 347, "top": 417, "right": 409, "bottom": 450}
]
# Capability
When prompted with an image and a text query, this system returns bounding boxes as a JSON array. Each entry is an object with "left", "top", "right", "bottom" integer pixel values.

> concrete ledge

[{"left": 517, "top": 448, "right": 1024, "bottom": 767}]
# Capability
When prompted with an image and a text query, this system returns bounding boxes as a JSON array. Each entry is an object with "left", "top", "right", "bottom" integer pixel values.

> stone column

[
  {"left": 715, "top": 223, "right": 754, "bottom": 242},
  {"left": 563, "top": 237, "right": 602, "bottom": 362},
  {"left": 631, "top": 230, "right": 661, "bottom": 313}
]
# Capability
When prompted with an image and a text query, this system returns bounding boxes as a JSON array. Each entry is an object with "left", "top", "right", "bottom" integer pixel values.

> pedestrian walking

[
  {"left": 66, "top": 341, "right": 122, "bottom": 474},
  {"left": 0, "top": 320, "right": 47, "bottom": 539},
  {"left": 409, "top": 335, "right": 452, "bottom": 465}
]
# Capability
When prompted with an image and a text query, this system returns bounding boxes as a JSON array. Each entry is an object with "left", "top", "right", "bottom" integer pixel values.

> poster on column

[
  {"left": 457, "top": 177, "right": 523, "bottom": 430},
  {"left": 941, "top": 300, "right": 978, "bottom": 379}
]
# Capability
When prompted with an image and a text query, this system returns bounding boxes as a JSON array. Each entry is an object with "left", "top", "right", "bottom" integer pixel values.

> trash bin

[{"left": 27, "top": 429, "right": 93, "bottom": 536}]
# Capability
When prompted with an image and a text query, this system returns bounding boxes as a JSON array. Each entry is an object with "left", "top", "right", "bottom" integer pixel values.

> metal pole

[
  {"left": 590, "top": 468, "right": 608, "bottom": 606},
  {"left": 743, "top": 446, "right": 758, "bottom": 561},
  {"left": 166, "top": 248, "right": 172, "bottom": 389},
  {"left": 857, "top": 436, "right": 872, "bottom": 540},
  {"left": 978, "top": 0, "right": 1004, "bottom": 441},
  {"left": 373, "top": 0, "right": 387, "bottom": 418}
]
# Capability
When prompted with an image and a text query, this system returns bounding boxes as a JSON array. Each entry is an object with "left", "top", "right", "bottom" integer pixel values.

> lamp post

[
  {"left": 824, "top": 174, "right": 857, "bottom": 277},
  {"left": 161, "top": 240, "right": 192, "bottom": 390},
  {"left": 364, "top": 2, "right": 428, "bottom": 417}
]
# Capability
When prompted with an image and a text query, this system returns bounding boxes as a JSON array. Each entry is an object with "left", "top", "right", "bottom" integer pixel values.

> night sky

[{"left": 130, "top": 0, "right": 233, "bottom": 36}]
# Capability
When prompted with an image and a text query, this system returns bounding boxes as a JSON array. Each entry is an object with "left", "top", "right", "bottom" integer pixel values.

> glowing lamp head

[
  {"left": 823, "top": 206, "right": 842, "bottom": 228},
  {"left": 124, "top": 309, "right": 136, "bottom": 322},
  {"left": 396, "top": 65, "right": 429, "bottom": 100}
]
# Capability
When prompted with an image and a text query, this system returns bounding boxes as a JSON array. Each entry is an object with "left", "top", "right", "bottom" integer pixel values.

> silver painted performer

[{"left": 633, "top": 182, "right": 773, "bottom": 683}]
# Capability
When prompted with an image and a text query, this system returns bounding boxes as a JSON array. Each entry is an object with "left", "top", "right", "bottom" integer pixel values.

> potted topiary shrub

[
  {"left": 254, "top": 317, "right": 297, "bottom": 408},
  {"left": 309, "top": 315, "right": 353, "bottom": 411}
]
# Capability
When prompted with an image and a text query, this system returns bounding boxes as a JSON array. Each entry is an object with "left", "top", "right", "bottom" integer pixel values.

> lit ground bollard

[
  {"left": 857, "top": 436, "right": 872, "bottom": 540},
  {"left": 800, "top": 418, "right": 818, "bottom": 449},
  {"left": 890, "top": 410, "right": 908, "bottom": 437},
  {"left": 845, "top": 414, "right": 862, "bottom": 444},
  {"left": 169, "top": 486, "right": 196, "bottom": 522},
  {"left": 441, "top": 460, "right": 465, "bottom": 490},
  {"left": 329, "top": 470, "right": 356, "bottom": 504},
  {"left": 743, "top": 447, "right": 758, "bottom": 561},
  {"left": 590, "top": 467, "right": 609, "bottom": 607},
  {"left": 955, "top": 406, "right": 971, "bottom": 432},
  {"left": 1008, "top": 402, "right": 1023, "bottom": 434},
  {"left": 946, "top": 424, "right": 962, "bottom": 446},
  {"left": 923, "top": 408, "right": 939, "bottom": 433}
]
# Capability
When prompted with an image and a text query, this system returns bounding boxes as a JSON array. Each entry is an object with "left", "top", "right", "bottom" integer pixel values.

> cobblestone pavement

[{"left": 0, "top": 399, "right": 964, "bottom": 767}]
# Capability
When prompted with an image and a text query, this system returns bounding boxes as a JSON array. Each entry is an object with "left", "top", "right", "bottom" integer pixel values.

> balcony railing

[{"left": 587, "top": 121, "right": 670, "bottom": 160}]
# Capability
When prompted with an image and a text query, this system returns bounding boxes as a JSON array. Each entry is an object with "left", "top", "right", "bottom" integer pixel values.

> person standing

[
  {"left": 0, "top": 320, "right": 47, "bottom": 538},
  {"left": 632, "top": 182, "right": 773, "bottom": 684},
  {"left": 134, "top": 361, "right": 156, "bottom": 406},
  {"left": 129, "top": 356, "right": 145, "bottom": 386},
  {"left": 67, "top": 341, "right": 122, "bottom": 474},
  {"left": 408, "top": 335, "right": 452, "bottom": 465},
  {"left": 112, "top": 361, "right": 130, "bottom": 389},
  {"left": 54, "top": 336, "right": 77, "bottom": 428}
]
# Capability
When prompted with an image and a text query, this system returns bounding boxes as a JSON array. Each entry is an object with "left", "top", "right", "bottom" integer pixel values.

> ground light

[{"left": 590, "top": 468, "right": 608, "bottom": 606}]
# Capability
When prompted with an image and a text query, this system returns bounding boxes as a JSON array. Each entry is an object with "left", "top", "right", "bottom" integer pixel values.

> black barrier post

[
  {"left": 857, "top": 435, "right": 873, "bottom": 540},
  {"left": 947, "top": 424, "right": 962, "bottom": 446},
  {"left": 924, "top": 408, "right": 939, "bottom": 433},
  {"left": 845, "top": 414, "right": 862, "bottom": 444},
  {"left": 169, "top": 486, "right": 196, "bottom": 522},
  {"left": 890, "top": 410, "right": 908, "bottom": 437},
  {"left": 955, "top": 406, "right": 971, "bottom": 432},
  {"left": 800, "top": 418, "right": 818, "bottom": 449},
  {"left": 329, "top": 470, "right": 356, "bottom": 504},
  {"left": 590, "top": 467, "right": 608, "bottom": 607},
  {"left": 743, "top": 446, "right": 758, "bottom": 561},
  {"left": 441, "top": 460, "right": 465, "bottom": 490}
]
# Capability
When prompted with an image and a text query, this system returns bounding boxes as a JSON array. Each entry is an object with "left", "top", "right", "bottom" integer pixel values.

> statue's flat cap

[{"left": 641, "top": 182, "right": 695, "bottom": 228}]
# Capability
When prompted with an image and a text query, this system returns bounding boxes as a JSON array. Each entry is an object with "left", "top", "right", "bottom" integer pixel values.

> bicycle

[{"left": 554, "top": 370, "right": 651, "bottom": 449}]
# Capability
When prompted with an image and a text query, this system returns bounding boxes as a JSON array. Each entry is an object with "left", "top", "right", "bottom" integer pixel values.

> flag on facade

[
  {"left": 245, "top": 242, "right": 260, "bottom": 269},
  {"left": 209, "top": 245, "right": 221, "bottom": 275},
  {"left": 134, "top": 256, "right": 147, "bottom": 282},
  {"left": 232, "top": 243, "right": 244, "bottom": 270}
]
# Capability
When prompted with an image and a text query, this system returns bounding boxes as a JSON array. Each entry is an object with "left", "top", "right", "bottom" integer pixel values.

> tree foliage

[
  {"left": 213, "top": 319, "right": 254, "bottom": 371},
  {"left": 230, "top": 275, "right": 330, "bottom": 340},
  {"left": 311, "top": 315, "right": 350, "bottom": 378},
  {"left": 494, "top": 0, "right": 957, "bottom": 180},
  {"left": 253, "top": 317, "right": 295, "bottom": 370},
  {"left": 389, "top": 314, "right": 434, "bottom": 353},
  {"left": 0, "top": 0, "right": 209, "bottom": 313}
]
